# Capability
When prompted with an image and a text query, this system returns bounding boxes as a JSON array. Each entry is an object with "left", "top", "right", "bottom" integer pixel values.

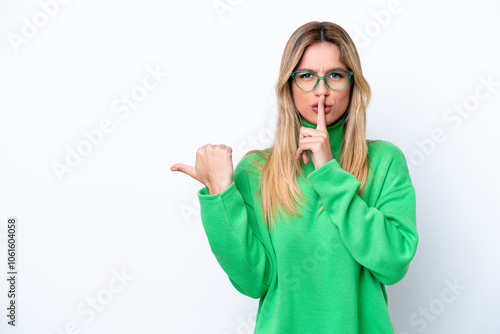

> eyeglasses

[{"left": 290, "top": 70, "right": 353, "bottom": 91}]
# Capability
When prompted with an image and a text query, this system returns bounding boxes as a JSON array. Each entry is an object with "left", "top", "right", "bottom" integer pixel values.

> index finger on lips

[{"left": 316, "top": 95, "right": 326, "bottom": 131}]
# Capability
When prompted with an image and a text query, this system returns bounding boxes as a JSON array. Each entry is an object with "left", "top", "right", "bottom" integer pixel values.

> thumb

[
  {"left": 302, "top": 151, "right": 309, "bottom": 164},
  {"left": 171, "top": 163, "right": 197, "bottom": 180}
]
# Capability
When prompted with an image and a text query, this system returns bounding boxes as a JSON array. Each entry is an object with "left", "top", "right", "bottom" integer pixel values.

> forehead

[{"left": 296, "top": 43, "right": 344, "bottom": 70}]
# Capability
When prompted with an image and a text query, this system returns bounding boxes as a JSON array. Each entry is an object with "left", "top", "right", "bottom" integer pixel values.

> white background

[{"left": 1, "top": 0, "right": 499, "bottom": 333}]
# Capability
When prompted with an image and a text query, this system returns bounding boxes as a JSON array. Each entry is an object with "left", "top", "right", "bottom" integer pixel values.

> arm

[
  {"left": 307, "top": 142, "right": 418, "bottom": 285},
  {"left": 197, "top": 157, "right": 274, "bottom": 298}
]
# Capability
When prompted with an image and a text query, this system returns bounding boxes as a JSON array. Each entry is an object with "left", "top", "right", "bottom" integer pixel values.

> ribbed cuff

[
  {"left": 306, "top": 158, "right": 342, "bottom": 181},
  {"left": 197, "top": 180, "right": 237, "bottom": 200}
]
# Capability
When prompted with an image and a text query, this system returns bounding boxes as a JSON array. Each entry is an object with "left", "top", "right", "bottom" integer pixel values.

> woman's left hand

[{"left": 295, "top": 95, "right": 334, "bottom": 169}]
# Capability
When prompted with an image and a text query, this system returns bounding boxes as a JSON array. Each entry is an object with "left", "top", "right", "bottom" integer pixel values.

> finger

[
  {"left": 295, "top": 147, "right": 302, "bottom": 160},
  {"left": 295, "top": 145, "right": 306, "bottom": 161},
  {"left": 316, "top": 95, "right": 326, "bottom": 132},
  {"left": 171, "top": 163, "right": 197, "bottom": 179},
  {"left": 299, "top": 126, "right": 326, "bottom": 137},
  {"left": 295, "top": 146, "right": 309, "bottom": 164},
  {"left": 302, "top": 151, "right": 309, "bottom": 164},
  {"left": 296, "top": 139, "right": 313, "bottom": 163}
]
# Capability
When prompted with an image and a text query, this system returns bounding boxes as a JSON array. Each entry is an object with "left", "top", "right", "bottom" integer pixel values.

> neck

[{"left": 300, "top": 111, "right": 346, "bottom": 160}]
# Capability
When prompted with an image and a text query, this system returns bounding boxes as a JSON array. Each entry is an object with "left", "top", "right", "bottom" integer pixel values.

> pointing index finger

[{"left": 316, "top": 95, "right": 326, "bottom": 131}]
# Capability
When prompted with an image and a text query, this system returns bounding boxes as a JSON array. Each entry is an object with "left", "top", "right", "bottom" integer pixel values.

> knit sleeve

[
  {"left": 306, "top": 141, "right": 418, "bottom": 285},
  {"left": 197, "top": 155, "right": 274, "bottom": 298}
]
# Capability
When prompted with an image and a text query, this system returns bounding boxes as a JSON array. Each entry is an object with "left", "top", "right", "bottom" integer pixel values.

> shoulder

[
  {"left": 232, "top": 148, "right": 271, "bottom": 201},
  {"left": 235, "top": 148, "right": 271, "bottom": 173},
  {"left": 233, "top": 147, "right": 271, "bottom": 185},
  {"left": 365, "top": 140, "right": 415, "bottom": 203},
  {"left": 367, "top": 139, "right": 407, "bottom": 165},
  {"left": 366, "top": 140, "right": 411, "bottom": 182}
]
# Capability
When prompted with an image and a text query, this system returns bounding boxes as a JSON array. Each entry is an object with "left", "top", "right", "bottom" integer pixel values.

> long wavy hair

[{"left": 244, "top": 21, "right": 371, "bottom": 233}]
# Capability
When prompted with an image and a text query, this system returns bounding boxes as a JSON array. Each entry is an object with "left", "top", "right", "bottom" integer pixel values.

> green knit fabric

[{"left": 197, "top": 113, "right": 418, "bottom": 333}]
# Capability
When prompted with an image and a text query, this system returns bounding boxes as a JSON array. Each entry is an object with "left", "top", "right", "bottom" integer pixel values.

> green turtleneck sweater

[{"left": 197, "top": 113, "right": 418, "bottom": 333}]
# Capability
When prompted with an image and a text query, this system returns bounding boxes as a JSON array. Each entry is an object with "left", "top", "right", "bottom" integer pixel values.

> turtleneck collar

[{"left": 300, "top": 111, "right": 346, "bottom": 162}]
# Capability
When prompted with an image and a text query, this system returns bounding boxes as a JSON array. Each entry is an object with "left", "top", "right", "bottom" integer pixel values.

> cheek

[
  {"left": 292, "top": 88, "right": 307, "bottom": 108},
  {"left": 336, "top": 87, "right": 352, "bottom": 107},
  {"left": 340, "top": 92, "right": 350, "bottom": 103}
]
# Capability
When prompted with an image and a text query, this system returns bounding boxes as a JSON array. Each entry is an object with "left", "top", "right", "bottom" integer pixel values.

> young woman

[{"left": 171, "top": 21, "right": 418, "bottom": 333}]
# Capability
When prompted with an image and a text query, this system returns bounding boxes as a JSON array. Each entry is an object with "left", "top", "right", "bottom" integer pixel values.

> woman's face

[{"left": 291, "top": 42, "right": 353, "bottom": 126}]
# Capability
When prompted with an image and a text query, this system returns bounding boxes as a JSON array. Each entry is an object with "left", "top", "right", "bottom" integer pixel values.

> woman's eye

[
  {"left": 299, "top": 73, "right": 313, "bottom": 79},
  {"left": 328, "top": 72, "right": 344, "bottom": 80}
]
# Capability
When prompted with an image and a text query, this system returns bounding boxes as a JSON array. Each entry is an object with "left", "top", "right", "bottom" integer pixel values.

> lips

[
  {"left": 312, "top": 107, "right": 332, "bottom": 113},
  {"left": 312, "top": 102, "right": 332, "bottom": 113},
  {"left": 312, "top": 102, "right": 332, "bottom": 108}
]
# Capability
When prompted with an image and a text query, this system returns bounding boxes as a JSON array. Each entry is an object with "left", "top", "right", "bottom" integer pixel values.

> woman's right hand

[{"left": 170, "top": 144, "right": 234, "bottom": 195}]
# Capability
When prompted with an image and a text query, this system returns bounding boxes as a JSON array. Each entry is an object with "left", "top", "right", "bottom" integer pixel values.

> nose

[{"left": 314, "top": 77, "right": 330, "bottom": 96}]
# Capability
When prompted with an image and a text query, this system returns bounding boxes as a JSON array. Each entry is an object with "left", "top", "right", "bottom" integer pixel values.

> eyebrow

[{"left": 295, "top": 67, "right": 347, "bottom": 73}]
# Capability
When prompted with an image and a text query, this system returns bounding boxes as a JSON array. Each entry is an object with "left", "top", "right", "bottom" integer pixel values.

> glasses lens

[
  {"left": 294, "top": 72, "right": 317, "bottom": 91},
  {"left": 326, "top": 71, "right": 351, "bottom": 90},
  {"left": 294, "top": 71, "right": 351, "bottom": 91}
]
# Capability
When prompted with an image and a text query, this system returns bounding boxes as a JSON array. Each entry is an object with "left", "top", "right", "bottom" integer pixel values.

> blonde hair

[{"left": 244, "top": 21, "right": 371, "bottom": 233}]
